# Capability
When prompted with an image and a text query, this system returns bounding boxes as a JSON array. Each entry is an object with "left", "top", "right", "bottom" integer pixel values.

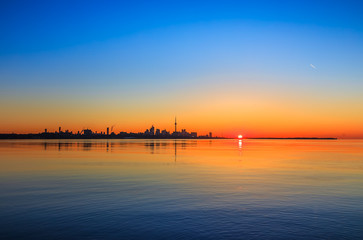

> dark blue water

[{"left": 0, "top": 139, "right": 363, "bottom": 239}]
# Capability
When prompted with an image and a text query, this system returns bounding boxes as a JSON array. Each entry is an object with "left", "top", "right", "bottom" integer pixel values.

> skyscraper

[{"left": 175, "top": 117, "right": 177, "bottom": 133}]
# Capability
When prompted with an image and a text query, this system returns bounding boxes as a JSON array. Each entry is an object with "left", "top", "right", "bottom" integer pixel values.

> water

[{"left": 0, "top": 139, "right": 363, "bottom": 239}]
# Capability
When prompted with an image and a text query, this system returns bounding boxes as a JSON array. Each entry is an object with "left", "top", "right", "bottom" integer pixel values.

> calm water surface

[{"left": 1, "top": 139, "right": 363, "bottom": 239}]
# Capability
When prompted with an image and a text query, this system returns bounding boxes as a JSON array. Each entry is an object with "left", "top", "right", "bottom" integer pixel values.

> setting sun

[{"left": 238, "top": 135, "right": 243, "bottom": 139}]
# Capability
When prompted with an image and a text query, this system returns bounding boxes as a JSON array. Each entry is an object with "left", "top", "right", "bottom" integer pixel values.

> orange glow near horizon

[{"left": 1, "top": 86, "right": 363, "bottom": 138}]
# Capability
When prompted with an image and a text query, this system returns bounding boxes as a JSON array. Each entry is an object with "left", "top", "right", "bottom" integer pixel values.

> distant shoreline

[
  {"left": 0, "top": 134, "right": 337, "bottom": 140},
  {"left": 0, "top": 134, "right": 224, "bottom": 140},
  {"left": 246, "top": 137, "right": 338, "bottom": 140}
]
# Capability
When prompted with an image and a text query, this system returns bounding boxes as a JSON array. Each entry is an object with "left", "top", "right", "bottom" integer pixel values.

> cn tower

[{"left": 174, "top": 117, "right": 177, "bottom": 133}]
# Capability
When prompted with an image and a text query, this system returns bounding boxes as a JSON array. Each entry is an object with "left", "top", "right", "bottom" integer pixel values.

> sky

[{"left": 0, "top": 0, "right": 363, "bottom": 138}]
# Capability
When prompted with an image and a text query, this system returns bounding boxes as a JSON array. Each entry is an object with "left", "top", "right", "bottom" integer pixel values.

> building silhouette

[
  {"left": 174, "top": 117, "right": 177, "bottom": 133},
  {"left": 0, "top": 118, "right": 225, "bottom": 139}
]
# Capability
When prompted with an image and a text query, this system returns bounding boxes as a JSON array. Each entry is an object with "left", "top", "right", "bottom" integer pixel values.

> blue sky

[
  {"left": 0, "top": 0, "right": 363, "bottom": 137},
  {"left": 1, "top": 0, "right": 362, "bottom": 54}
]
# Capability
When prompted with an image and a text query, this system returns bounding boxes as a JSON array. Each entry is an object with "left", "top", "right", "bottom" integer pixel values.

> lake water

[{"left": 0, "top": 139, "right": 363, "bottom": 239}]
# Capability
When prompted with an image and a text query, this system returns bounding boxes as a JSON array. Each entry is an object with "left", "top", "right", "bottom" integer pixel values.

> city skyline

[
  {"left": 0, "top": 116, "right": 352, "bottom": 139},
  {"left": 0, "top": 117, "right": 218, "bottom": 139}
]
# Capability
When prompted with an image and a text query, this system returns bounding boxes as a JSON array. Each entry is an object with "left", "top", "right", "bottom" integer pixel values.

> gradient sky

[{"left": 1, "top": 0, "right": 363, "bottom": 138}]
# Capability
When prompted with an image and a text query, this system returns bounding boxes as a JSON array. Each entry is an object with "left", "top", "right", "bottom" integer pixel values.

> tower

[
  {"left": 174, "top": 117, "right": 177, "bottom": 133},
  {"left": 107, "top": 127, "right": 109, "bottom": 135}
]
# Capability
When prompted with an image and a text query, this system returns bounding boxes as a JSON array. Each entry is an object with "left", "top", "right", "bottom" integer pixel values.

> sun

[{"left": 238, "top": 135, "right": 243, "bottom": 139}]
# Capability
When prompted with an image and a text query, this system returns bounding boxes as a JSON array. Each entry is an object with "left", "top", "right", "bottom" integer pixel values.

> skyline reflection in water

[{"left": 1, "top": 139, "right": 363, "bottom": 239}]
